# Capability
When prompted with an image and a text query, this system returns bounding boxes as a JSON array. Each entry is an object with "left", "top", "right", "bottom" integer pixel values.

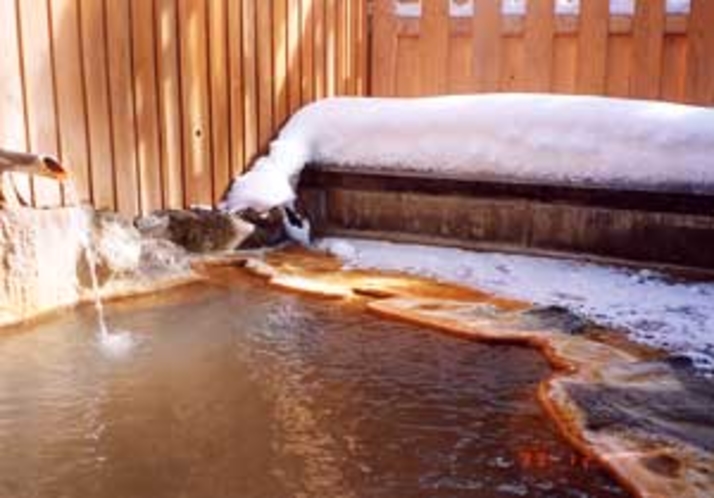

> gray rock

[
  {"left": 136, "top": 208, "right": 254, "bottom": 253},
  {"left": 236, "top": 208, "right": 288, "bottom": 249}
]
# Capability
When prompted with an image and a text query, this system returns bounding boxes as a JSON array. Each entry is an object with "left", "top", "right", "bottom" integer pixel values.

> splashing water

[{"left": 64, "top": 181, "right": 135, "bottom": 357}]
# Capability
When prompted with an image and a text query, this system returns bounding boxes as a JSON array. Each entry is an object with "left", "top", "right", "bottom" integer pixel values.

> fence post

[{"left": 472, "top": 0, "right": 502, "bottom": 93}]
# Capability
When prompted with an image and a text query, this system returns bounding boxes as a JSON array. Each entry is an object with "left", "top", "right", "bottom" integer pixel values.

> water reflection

[{"left": 0, "top": 271, "right": 628, "bottom": 498}]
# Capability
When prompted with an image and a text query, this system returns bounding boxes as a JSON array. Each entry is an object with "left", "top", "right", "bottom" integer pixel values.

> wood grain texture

[
  {"left": 576, "top": 0, "right": 609, "bottom": 95},
  {"left": 256, "top": 0, "right": 274, "bottom": 153},
  {"left": 686, "top": 0, "right": 714, "bottom": 104},
  {"left": 300, "top": 0, "right": 316, "bottom": 104},
  {"left": 287, "top": 0, "right": 302, "bottom": 112},
  {"left": 472, "top": 0, "right": 502, "bottom": 92},
  {"left": 273, "top": 0, "right": 289, "bottom": 127},
  {"left": 242, "top": 0, "right": 259, "bottom": 166},
  {"left": 50, "top": 0, "right": 90, "bottom": 202},
  {"left": 178, "top": 0, "right": 212, "bottom": 207},
  {"left": 632, "top": 0, "right": 665, "bottom": 99},
  {"left": 106, "top": 0, "right": 139, "bottom": 215},
  {"left": 0, "top": 0, "right": 31, "bottom": 205},
  {"left": 19, "top": 0, "right": 62, "bottom": 207},
  {"left": 156, "top": 0, "right": 184, "bottom": 208},
  {"left": 228, "top": 0, "right": 245, "bottom": 175},
  {"left": 208, "top": 0, "right": 231, "bottom": 201},
  {"left": 419, "top": 0, "right": 449, "bottom": 95},
  {"left": 522, "top": 0, "right": 555, "bottom": 92},
  {"left": 132, "top": 0, "right": 162, "bottom": 213}
]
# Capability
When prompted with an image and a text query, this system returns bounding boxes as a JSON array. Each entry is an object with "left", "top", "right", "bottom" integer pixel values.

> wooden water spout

[
  {"left": 0, "top": 148, "right": 68, "bottom": 180},
  {"left": 0, "top": 148, "right": 70, "bottom": 207}
]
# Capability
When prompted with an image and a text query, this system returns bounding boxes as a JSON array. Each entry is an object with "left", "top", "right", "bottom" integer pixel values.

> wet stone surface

[{"left": 565, "top": 361, "right": 714, "bottom": 454}]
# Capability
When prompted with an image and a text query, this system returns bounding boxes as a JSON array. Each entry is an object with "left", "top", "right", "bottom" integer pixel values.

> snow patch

[
  {"left": 220, "top": 94, "right": 714, "bottom": 214},
  {"left": 319, "top": 237, "right": 714, "bottom": 374}
]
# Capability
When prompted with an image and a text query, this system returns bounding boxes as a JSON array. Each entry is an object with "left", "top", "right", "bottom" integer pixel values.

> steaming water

[
  {"left": 0, "top": 269, "right": 628, "bottom": 498},
  {"left": 64, "top": 182, "right": 135, "bottom": 357}
]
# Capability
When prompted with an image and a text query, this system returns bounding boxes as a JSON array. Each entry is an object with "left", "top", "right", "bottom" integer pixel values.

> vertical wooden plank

[
  {"left": 448, "top": 36, "right": 473, "bottom": 94},
  {"left": 522, "top": 0, "right": 555, "bottom": 91},
  {"left": 336, "top": 0, "right": 349, "bottom": 94},
  {"left": 325, "top": 0, "right": 337, "bottom": 96},
  {"left": 420, "top": 0, "right": 449, "bottom": 95},
  {"left": 256, "top": 0, "right": 274, "bottom": 151},
  {"left": 287, "top": 0, "right": 302, "bottom": 112},
  {"left": 273, "top": 0, "right": 289, "bottom": 127},
  {"left": 660, "top": 35, "right": 687, "bottom": 103},
  {"left": 551, "top": 35, "right": 577, "bottom": 94},
  {"left": 396, "top": 37, "right": 422, "bottom": 97},
  {"left": 18, "top": 0, "right": 61, "bottom": 208},
  {"left": 500, "top": 36, "right": 525, "bottom": 91},
  {"left": 685, "top": 0, "right": 714, "bottom": 105},
  {"left": 49, "top": 0, "right": 90, "bottom": 203},
  {"left": 105, "top": 0, "right": 139, "bottom": 215},
  {"left": 208, "top": 0, "right": 231, "bottom": 202},
  {"left": 355, "top": 0, "right": 369, "bottom": 95},
  {"left": 631, "top": 0, "right": 665, "bottom": 100},
  {"left": 178, "top": 0, "right": 213, "bottom": 206},
  {"left": 228, "top": 0, "right": 245, "bottom": 175},
  {"left": 346, "top": 0, "right": 361, "bottom": 95},
  {"left": 132, "top": 0, "right": 162, "bottom": 214},
  {"left": 606, "top": 35, "right": 632, "bottom": 98},
  {"left": 0, "top": 0, "right": 31, "bottom": 205},
  {"left": 576, "top": 0, "right": 609, "bottom": 95},
  {"left": 242, "top": 0, "right": 259, "bottom": 165},
  {"left": 80, "top": 0, "right": 114, "bottom": 210},
  {"left": 156, "top": 0, "right": 184, "bottom": 208},
  {"left": 472, "top": 0, "right": 501, "bottom": 93},
  {"left": 300, "top": 0, "right": 316, "bottom": 104},
  {"left": 313, "top": 0, "right": 327, "bottom": 99}
]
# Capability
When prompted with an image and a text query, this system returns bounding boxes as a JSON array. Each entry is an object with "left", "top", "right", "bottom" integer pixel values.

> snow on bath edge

[
  {"left": 220, "top": 94, "right": 714, "bottom": 214},
  {"left": 319, "top": 237, "right": 714, "bottom": 374}
]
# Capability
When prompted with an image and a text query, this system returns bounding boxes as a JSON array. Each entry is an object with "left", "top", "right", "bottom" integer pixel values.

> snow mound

[
  {"left": 221, "top": 94, "right": 714, "bottom": 213},
  {"left": 319, "top": 237, "right": 714, "bottom": 374}
]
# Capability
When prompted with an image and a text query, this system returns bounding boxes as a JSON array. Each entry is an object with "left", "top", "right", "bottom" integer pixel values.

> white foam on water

[{"left": 98, "top": 328, "right": 136, "bottom": 358}]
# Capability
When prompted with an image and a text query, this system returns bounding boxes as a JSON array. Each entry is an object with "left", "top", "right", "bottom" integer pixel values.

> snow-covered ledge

[
  {"left": 220, "top": 94, "right": 714, "bottom": 269},
  {"left": 221, "top": 94, "right": 714, "bottom": 215}
]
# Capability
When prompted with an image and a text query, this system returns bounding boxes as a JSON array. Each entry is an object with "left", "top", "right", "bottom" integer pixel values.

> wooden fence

[
  {"left": 2, "top": 0, "right": 714, "bottom": 215},
  {"left": 0, "top": 0, "right": 367, "bottom": 214},
  {"left": 372, "top": 0, "right": 714, "bottom": 105}
]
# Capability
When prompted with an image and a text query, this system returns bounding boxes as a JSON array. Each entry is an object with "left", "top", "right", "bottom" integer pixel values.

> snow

[
  {"left": 220, "top": 94, "right": 714, "bottom": 214},
  {"left": 395, "top": 0, "right": 692, "bottom": 17},
  {"left": 319, "top": 237, "right": 714, "bottom": 374}
]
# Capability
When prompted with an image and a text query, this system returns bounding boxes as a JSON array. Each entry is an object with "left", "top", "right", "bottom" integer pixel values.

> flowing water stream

[{"left": 64, "top": 181, "right": 134, "bottom": 356}]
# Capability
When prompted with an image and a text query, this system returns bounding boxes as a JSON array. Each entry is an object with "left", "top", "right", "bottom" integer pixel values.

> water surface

[{"left": 0, "top": 270, "right": 627, "bottom": 497}]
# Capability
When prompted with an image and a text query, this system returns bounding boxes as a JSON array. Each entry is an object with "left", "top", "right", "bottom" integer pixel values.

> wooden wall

[
  {"left": 372, "top": 0, "right": 714, "bottom": 106},
  {"left": 2, "top": 0, "right": 714, "bottom": 215},
  {"left": 0, "top": 0, "right": 368, "bottom": 214}
]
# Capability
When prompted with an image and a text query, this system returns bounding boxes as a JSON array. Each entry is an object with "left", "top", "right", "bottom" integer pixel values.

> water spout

[{"left": 0, "top": 148, "right": 70, "bottom": 180}]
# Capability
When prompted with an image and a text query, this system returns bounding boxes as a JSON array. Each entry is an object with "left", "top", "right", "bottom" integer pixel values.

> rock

[
  {"left": 519, "top": 305, "right": 592, "bottom": 335},
  {"left": 0, "top": 207, "right": 86, "bottom": 326},
  {"left": 236, "top": 208, "right": 288, "bottom": 249},
  {"left": 139, "top": 238, "right": 191, "bottom": 276},
  {"left": 0, "top": 206, "right": 199, "bottom": 328},
  {"left": 136, "top": 208, "right": 254, "bottom": 253},
  {"left": 89, "top": 210, "right": 143, "bottom": 284}
]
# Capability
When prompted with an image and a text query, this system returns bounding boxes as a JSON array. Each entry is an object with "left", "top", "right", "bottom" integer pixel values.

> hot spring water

[{"left": 0, "top": 268, "right": 629, "bottom": 498}]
